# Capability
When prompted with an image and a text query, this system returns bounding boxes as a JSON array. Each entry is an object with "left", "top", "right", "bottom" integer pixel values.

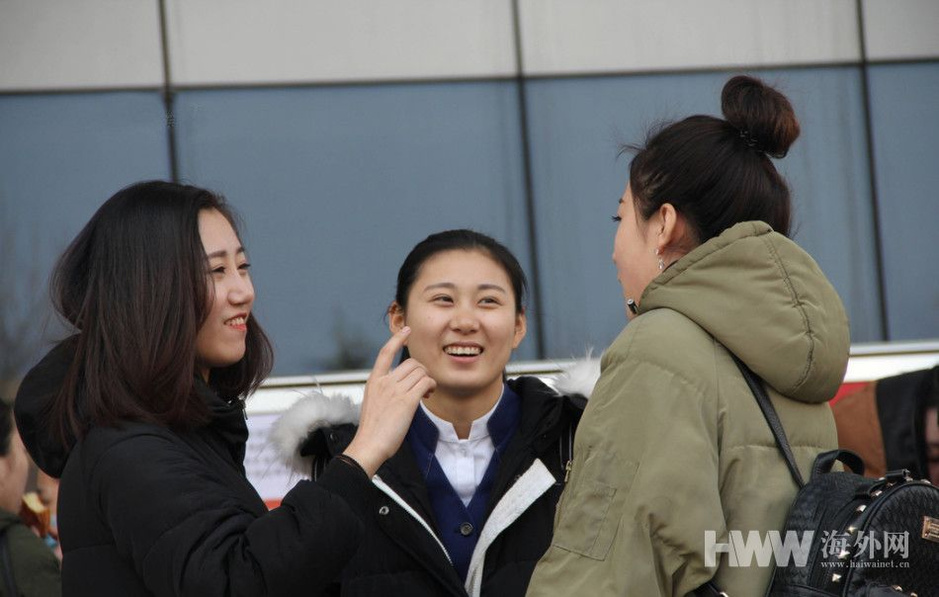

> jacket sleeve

[
  {"left": 528, "top": 352, "right": 725, "bottom": 596},
  {"left": 88, "top": 431, "right": 372, "bottom": 597}
]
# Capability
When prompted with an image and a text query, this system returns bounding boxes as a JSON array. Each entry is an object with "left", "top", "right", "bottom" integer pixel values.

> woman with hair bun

[{"left": 527, "top": 76, "right": 850, "bottom": 596}]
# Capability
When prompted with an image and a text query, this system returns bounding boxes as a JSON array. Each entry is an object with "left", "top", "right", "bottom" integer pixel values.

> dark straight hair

[
  {"left": 49, "top": 181, "right": 273, "bottom": 446},
  {"left": 393, "top": 229, "right": 528, "bottom": 315},
  {"left": 626, "top": 75, "right": 800, "bottom": 244}
]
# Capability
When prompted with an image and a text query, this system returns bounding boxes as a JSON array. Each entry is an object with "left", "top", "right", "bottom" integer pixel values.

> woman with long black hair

[{"left": 14, "top": 181, "right": 434, "bottom": 596}]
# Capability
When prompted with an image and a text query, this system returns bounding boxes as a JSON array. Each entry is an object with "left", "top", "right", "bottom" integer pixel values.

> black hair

[
  {"left": 626, "top": 75, "right": 800, "bottom": 243},
  {"left": 49, "top": 180, "right": 273, "bottom": 445},
  {"left": 393, "top": 229, "right": 528, "bottom": 315}
]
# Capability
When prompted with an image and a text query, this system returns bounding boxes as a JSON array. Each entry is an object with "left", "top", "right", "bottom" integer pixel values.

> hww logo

[{"left": 704, "top": 530, "right": 814, "bottom": 568}]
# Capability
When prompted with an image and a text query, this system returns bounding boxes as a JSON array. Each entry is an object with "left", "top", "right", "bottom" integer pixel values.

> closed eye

[{"left": 611, "top": 215, "right": 622, "bottom": 222}]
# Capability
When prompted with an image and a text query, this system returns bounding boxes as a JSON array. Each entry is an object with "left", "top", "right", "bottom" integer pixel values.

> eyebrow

[
  {"left": 206, "top": 247, "right": 245, "bottom": 259},
  {"left": 423, "top": 282, "right": 508, "bottom": 294}
]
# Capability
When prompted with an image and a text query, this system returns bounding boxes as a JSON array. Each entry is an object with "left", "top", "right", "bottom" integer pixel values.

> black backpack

[{"left": 698, "top": 359, "right": 939, "bottom": 597}]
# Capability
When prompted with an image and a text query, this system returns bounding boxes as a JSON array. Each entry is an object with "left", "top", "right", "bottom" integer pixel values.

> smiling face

[
  {"left": 612, "top": 184, "right": 661, "bottom": 317},
  {"left": 194, "top": 209, "right": 255, "bottom": 379},
  {"left": 390, "top": 249, "right": 526, "bottom": 404}
]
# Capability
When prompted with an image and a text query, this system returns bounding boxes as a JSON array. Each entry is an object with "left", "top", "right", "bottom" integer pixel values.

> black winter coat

[
  {"left": 297, "top": 376, "right": 584, "bottom": 597},
  {"left": 14, "top": 340, "right": 372, "bottom": 597}
]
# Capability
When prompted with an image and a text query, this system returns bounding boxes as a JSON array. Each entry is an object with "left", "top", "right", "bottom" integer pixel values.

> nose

[
  {"left": 449, "top": 304, "right": 479, "bottom": 333},
  {"left": 228, "top": 273, "right": 255, "bottom": 306}
]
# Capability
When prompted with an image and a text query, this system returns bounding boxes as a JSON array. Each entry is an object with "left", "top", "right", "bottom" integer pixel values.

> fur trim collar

[
  {"left": 271, "top": 390, "right": 360, "bottom": 475},
  {"left": 552, "top": 352, "right": 601, "bottom": 399}
]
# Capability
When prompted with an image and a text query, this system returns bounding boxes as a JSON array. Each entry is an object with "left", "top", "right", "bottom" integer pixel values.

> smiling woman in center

[{"left": 279, "top": 229, "right": 587, "bottom": 597}]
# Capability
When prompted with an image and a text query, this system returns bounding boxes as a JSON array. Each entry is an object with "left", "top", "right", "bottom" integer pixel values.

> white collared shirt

[{"left": 419, "top": 392, "right": 503, "bottom": 507}]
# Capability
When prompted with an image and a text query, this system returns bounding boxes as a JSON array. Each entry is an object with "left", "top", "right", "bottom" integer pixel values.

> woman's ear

[
  {"left": 656, "top": 203, "right": 691, "bottom": 256},
  {"left": 388, "top": 302, "right": 406, "bottom": 335},
  {"left": 512, "top": 310, "right": 528, "bottom": 349}
]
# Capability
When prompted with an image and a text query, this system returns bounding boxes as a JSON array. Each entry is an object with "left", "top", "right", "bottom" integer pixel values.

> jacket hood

[
  {"left": 14, "top": 337, "right": 78, "bottom": 477},
  {"left": 640, "top": 221, "right": 850, "bottom": 404}
]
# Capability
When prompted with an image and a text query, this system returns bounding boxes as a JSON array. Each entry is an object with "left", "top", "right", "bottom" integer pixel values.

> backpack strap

[
  {"left": 731, "top": 355, "right": 805, "bottom": 489},
  {"left": 0, "top": 526, "right": 18, "bottom": 597}
]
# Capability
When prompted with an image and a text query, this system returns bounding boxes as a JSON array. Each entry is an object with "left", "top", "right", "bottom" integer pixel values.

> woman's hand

[{"left": 343, "top": 327, "right": 435, "bottom": 476}]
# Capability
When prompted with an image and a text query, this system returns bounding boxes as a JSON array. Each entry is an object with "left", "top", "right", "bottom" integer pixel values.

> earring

[{"left": 655, "top": 249, "right": 665, "bottom": 271}]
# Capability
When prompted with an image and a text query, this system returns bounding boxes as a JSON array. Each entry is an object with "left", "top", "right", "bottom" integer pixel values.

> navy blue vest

[{"left": 406, "top": 385, "right": 521, "bottom": 581}]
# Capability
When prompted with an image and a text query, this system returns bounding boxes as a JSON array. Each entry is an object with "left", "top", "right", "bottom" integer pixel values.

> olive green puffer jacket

[{"left": 528, "top": 221, "right": 850, "bottom": 597}]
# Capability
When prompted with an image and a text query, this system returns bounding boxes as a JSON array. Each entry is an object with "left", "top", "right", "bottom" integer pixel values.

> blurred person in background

[
  {"left": 276, "top": 229, "right": 586, "bottom": 597},
  {"left": 14, "top": 181, "right": 434, "bottom": 596},
  {"left": 833, "top": 365, "right": 939, "bottom": 483},
  {"left": 527, "top": 75, "right": 850, "bottom": 596},
  {"left": 0, "top": 399, "right": 61, "bottom": 597}
]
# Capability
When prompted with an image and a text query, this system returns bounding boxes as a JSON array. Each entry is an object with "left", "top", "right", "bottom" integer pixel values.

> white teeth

[
  {"left": 226, "top": 316, "right": 246, "bottom": 326},
  {"left": 445, "top": 345, "right": 481, "bottom": 356}
]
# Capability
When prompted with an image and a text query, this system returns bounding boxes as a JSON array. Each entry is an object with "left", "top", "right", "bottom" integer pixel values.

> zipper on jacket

[{"left": 371, "top": 475, "right": 453, "bottom": 565}]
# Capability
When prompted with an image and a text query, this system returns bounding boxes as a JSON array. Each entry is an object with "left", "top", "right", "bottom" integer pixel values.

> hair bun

[{"left": 721, "top": 75, "right": 800, "bottom": 158}]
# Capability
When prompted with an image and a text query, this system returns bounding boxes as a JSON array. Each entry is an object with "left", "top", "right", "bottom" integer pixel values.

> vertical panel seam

[
  {"left": 511, "top": 0, "right": 546, "bottom": 358},
  {"left": 856, "top": 0, "right": 889, "bottom": 340},
  {"left": 158, "top": 0, "right": 179, "bottom": 182}
]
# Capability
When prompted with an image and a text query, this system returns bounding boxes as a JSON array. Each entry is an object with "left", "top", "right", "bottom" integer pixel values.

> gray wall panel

[
  {"left": 520, "top": 0, "right": 859, "bottom": 76},
  {"left": 0, "top": 1, "right": 163, "bottom": 91},
  {"left": 863, "top": 0, "right": 939, "bottom": 61},
  {"left": 778, "top": 67, "right": 881, "bottom": 343},
  {"left": 868, "top": 63, "right": 939, "bottom": 339},
  {"left": 0, "top": 92, "right": 170, "bottom": 372}
]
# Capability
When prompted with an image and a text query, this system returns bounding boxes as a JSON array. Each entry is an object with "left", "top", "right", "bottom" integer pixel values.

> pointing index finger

[{"left": 371, "top": 326, "right": 411, "bottom": 377}]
